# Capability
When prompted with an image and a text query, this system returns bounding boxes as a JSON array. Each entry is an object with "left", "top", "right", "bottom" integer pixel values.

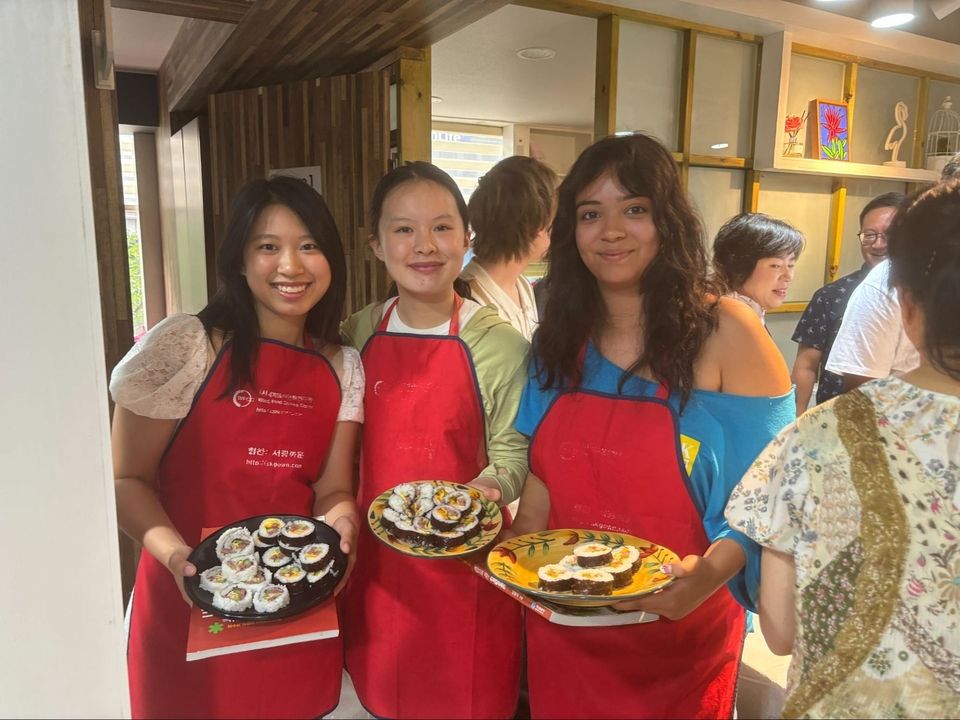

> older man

[{"left": 790, "top": 192, "right": 904, "bottom": 413}]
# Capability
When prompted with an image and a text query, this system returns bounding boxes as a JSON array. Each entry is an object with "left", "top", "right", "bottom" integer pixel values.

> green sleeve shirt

[{"left": 342, "top": 302, "right": 530, "bottom": 505}]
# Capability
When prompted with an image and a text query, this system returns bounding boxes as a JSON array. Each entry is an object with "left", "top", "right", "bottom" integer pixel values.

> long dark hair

[
  {"left": 887, "top": 178, "right": 960, "bottom": 380},
  {"left": 370, "top": 161, "right": 472, "bottom": 300},
  {"left": 198, "top": 176, "right": 347, "bottom": 393},
  {"left": 712, "top": 212, "right": 804, "bottom": 293},
  {"left": 536, "top": 134, "right": 718, "bottom": 409}
]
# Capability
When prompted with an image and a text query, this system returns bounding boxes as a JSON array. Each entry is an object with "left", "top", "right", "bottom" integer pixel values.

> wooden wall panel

[{"left": 208, "top": 70, "right": 391, "bottom": 315}]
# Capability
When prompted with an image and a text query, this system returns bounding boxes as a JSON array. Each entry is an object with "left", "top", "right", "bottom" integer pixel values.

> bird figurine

[{"left": 884, "top": 101, "right": 909, "bottom": 167}]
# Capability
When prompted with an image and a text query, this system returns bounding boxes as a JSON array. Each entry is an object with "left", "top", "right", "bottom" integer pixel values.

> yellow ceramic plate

[
  {"left": 367, "top": 480, "right": 503, "bottom": 559},
  {"left": 486, "top": 529, "right": 679, "bottom": 607}
]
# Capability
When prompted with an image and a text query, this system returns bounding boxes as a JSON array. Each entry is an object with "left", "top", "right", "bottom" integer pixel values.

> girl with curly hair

[{"left": 511, "top": 134, "right": 794, "bottom": 719}]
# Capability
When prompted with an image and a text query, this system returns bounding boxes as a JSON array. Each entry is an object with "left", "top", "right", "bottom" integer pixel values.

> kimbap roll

[
  {"left": 274, "top": 563, "right": 307, "bottom": 594},
  {"left": 223, "top": 554, "right": 259, "bottom": 582},
  {"left": 434, "top": 529, "right": 466, "bottom": 548},
  {"left": 298, "top": 543, "right": 331, "bottom": 572},
  {"left": 307, "top": 565, "right": 333, "bottom": 584},
  {"left": 380, "top": 507, "right": 401, "bottom": 532},
  {"left": 573, "top": 542, "right": 613, "bottom": 568},
  {"left": 455, "top": 516, "right": 480, "bottom": 540},
  {"left": 240, "top": 567, "right": 272, "bottom": 593},
  {"left": 445, "top": 490, "right": 473, "bottom": 513},
  {"left": 388, "top": 492, "right": 411, "bottom": 515},
  {"left": 252, "top": 531, "right": 272, "bottom": 550},
  {"left": 257, "top": 517, "right": 285, "bottom": 545},
  {"left": 215, "top": 526, "right": 255, "bottom": 561},
  {"left": 280, "top": 519, "right": 316, "bottom": 548},
  {"left": 253, "top": 584, "right": 290, "bottom": 614},
  {"left": 430, "top": 504, "right": 462, "bottom": 531},
  {"left": 606, "top": 558, "right": 634, "bottom": 588},
  {"left": 262, "top": 545, "right": 292, "bottom": 569},
  {"left": 538, "top": 564, "right": 574, "bottom": 592},
  {"left": 213, "top": 584, "right": 254, "bottom": 612},
  {"left": 571, "top": 568, "right": 614, "bottom": 595},
  {"left": 610, "top": 545, "right": 641, "bottom": 571},
  {"left": 199, "top": 566, "right": 230, "bottom": 594},
  {"left": 394, "top": 483, "right": 418, "bottom": 500}
]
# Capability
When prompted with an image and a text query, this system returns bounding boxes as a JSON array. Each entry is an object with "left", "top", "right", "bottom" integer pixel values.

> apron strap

[
  {"left": 377, "top": 295, "right": 464, "bottom": 335},
  {"left": 577, "top": 343, "right": 670, "bottom": 399}
]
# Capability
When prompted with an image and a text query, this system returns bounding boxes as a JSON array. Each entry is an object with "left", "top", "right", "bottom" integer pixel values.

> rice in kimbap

[
  {"left": 253, "top": 584, "right": 290, "bottom": 613},
  {"left": 262, "top": 545, "right": 292, "bottom": 569},
  {"left": 199, "top": 566, "right": 230, "bottom": 594},
  {"left": 240, "top": 567, "right": 272, "bottom": 593},
  {"left": 215, "top": 526, "right": 255, "bottom": 561},
  {"left": 213, "top": 584, "right": 254, "bottom": 611}
]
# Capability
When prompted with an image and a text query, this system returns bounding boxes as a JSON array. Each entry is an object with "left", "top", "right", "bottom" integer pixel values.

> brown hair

[
  {"left": 535, "top": 133, "right": 718, "bottom": 410},
  {"left": 468, "top": 155, "right": 557, "bottom": 264}
]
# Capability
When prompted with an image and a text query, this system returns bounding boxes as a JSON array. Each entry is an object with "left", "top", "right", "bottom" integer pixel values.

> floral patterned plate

[
  {"left": 486, "top": 529, "right": 679, "bottom": 607},
  {"left": 367, "top": 480, "right": 503, "bottom": 559}
]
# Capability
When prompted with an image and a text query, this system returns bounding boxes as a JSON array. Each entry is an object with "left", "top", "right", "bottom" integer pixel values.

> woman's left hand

[
  {"left": 612, "top": 553, "right": 720, "bottom": 619},
  {"left": 466, "top": 476, "right": 502, "bottom": 504},
  {"left": 329, "top": 513, "right": 359, "bottom": 596}
]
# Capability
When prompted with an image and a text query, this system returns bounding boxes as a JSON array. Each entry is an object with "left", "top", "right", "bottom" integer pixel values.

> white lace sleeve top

[{"left": 109, "top": 314, "right": 364, "bottom": 423}]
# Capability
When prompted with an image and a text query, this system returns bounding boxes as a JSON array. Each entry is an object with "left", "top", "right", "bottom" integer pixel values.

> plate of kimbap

[
  {"left": 185, "top": 515, "right": 347, "bottom": 621},
  {"left": 486, "top": 529, "right": 679, "bottom": 607},
  {"left": 367, "top": 480, "right": 503, "bottom": 558}
]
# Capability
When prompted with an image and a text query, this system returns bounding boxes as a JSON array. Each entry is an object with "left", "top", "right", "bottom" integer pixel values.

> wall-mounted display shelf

[{"left": 754, "top": 32, "right": 941, "bottom": 184}]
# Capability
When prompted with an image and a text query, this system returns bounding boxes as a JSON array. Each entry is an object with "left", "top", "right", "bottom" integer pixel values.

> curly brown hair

[{"left": 535, "top": 134, "right": 718, "bottom": 409}]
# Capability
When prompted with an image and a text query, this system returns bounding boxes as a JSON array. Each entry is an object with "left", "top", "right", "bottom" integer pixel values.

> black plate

[{"left": 185, "top": 514, "right": 346, "bottom": 622}]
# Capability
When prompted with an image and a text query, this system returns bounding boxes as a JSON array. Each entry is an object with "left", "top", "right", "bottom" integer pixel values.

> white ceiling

[
  {"left": 432, "top": 6, "right": 597, "bottom": 129},
  {"left": 111, "top": 8, "right": 183, "bottom": 72}
]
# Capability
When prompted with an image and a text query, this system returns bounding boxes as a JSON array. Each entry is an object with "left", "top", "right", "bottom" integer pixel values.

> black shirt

[{"left": 791, "top": 264, "right": 871, "bottom": 405}]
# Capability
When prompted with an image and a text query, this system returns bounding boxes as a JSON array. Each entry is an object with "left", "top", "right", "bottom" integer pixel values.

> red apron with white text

[
  {"left": 127, "top": 339, "right": 342, "bottom": 719},
  {"left": 527, "top": 382, "right": 745, "bottom": 719},
  {"left": 342, "top": 299, "right": 522, "bottom": 719}
]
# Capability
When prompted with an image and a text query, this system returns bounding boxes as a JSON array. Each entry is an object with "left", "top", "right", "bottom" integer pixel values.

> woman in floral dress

[{"left": 726, "top": 179, "right": 960, "bottom": 719}]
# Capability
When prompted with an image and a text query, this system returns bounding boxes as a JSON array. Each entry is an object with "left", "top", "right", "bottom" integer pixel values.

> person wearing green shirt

[{"left": 340, "top": 161, "right": 528, "bottom": 719}]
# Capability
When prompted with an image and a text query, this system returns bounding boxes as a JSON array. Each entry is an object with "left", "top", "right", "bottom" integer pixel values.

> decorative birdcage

[{"left": 926, "top": 96, "right": 960, "bottom": 172}]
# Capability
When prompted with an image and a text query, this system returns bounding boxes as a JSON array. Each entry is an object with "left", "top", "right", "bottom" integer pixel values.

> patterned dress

[{"left": 726, "top": 376, "right": 960, "bottom": 719}]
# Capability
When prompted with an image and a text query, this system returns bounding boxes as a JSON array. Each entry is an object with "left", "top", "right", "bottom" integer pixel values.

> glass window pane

[
  {"left": 756, "top": 173, "right": 833, "bottom": 302},
  {"left": 616, "top": 21, "right": 683, "bottom": 150},
  {"left": 690, "top": 36, "right": 757, "bottom": 158},
  {"left": 687, "top": 167, "right": 745, "bottom": 249},
  {"left": 431, "top": 122, "right": 504, "bottom": 200},
  {"left": 851, "top": 67, "right": 919, "bottom": 166},
  {"left": 839, "top": 179, "right": 906, "bottom": 276}
]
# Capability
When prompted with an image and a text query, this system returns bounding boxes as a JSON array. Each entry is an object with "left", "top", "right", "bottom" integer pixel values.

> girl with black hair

[
  {"left": 510, "top": 134, "right": 794, "bottom": 719},
  {"left": 340, "top": 162, "right": 529, "bottom": 719},
  {"left": 111, "top": 176, "right": 362, "bottom": 719},
  {"left": 727, "top": 179, "right": 960, "bottom": 718}
]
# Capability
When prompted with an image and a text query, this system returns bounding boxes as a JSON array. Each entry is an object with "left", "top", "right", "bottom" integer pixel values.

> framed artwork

[{"left": 807, "top": 99, "right": 850, "bottom": 161}]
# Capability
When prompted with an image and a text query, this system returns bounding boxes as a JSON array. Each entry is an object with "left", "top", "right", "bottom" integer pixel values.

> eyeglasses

[{"left": 857, "top": 231, "right": 887, "bottom": 246}]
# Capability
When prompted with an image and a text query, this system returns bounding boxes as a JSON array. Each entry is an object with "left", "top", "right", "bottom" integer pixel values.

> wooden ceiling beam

[
  {"left": 168, "top": 0, "right": 509, "bottom": 116},
  {"left": 111, "top": 0, "right": 253, "bottom": 24}
]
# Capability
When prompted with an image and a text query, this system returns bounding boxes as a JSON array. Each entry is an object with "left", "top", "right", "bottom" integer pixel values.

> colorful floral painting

[{"left": 813, "top": 99, "right": 850, "bottom": 161}]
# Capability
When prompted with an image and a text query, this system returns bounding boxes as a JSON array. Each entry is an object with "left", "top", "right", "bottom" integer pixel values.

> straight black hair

[
  {"left": 198, "top": 175, "right": 347, "bottom": 394},
  {"left": 859, "top": 191, "right": 906, "bottom": 227}
]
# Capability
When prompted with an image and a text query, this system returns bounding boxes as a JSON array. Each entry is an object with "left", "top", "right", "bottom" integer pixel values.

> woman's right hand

[{"left": 164, "top": 544, "right": 198, "bottom": 606}]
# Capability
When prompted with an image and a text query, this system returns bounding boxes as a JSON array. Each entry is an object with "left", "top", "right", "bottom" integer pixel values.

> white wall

[{"left": 0, "top": 2, "right": 129, "bottom": 716}]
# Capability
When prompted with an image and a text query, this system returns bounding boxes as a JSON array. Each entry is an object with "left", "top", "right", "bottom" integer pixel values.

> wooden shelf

[{"left": 758, "top": 155, "right": 940, "bottom": 182}]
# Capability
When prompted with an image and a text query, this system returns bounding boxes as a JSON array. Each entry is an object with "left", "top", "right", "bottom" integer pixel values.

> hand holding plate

[
  {"left": 612, "top": 553, "right": 717, "bottom": 618},
  {"left": 165, "top": 543, "right": 197, "bottom": 607},
  {"left": 466, "top": 476, "right": 501, "bottom": 504}
]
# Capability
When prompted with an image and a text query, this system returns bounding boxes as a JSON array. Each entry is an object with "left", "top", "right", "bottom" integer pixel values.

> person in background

[
  {"left": 711, "top": 212, "right": 804, "bottom": 325},
  {"left": 461, "top": 155, "right": 557, "bottom": 341},
  {"left": 791, "top": 192, "right": 904, "bottom": 413},
  {"left": 111, "top": 177, "right": 362, "bottom": 719},
  {"left": 725, "top": 178, "right": 960, "bottom": 719},
  {"left": 510, "top": 134, "right": 794, "bottom": 719},
  {"left": 340, "top": 162, "right": 528, "bottom": 719}
]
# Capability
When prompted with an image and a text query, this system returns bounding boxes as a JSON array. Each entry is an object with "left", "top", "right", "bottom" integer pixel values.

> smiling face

[
  {"left": 242, "top": 203, "right": 331, "bottom": 337},
  {"left": 574, "top": 171, "right": 660, "bottom": 294},
  {"left": 739, "top": 254, "right": 796, "bottom": 311},
  {"left": 859, "top": 206, "right": 896, "bottom": 267},
  {"left": 370, "top": 179, "right": 469, "bottom": 304}
]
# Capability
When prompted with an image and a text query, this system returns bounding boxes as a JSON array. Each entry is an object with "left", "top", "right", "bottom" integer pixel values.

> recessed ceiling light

[
  {"left": 870, "top": 0, "right": 915, "bottom": 28},
  {"left": 516, "top": 47, "right": 556, "bottom": 60},
  {"left": 431, "top": 95, "right": 443, "bottom": 103},
  {"left": 615, "top": 131, "right": 634, "bottom": 137},
  {"left": 710, "top": 142, "right": 730, "bottom": 150}
]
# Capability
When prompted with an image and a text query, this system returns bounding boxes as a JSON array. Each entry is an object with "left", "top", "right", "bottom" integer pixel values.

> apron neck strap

[
  {"left": 377, "top": 294, "right": 464, "bottom": 334},
  {"left": 578, "top": 342, "right": 670, "bottom": 399}
]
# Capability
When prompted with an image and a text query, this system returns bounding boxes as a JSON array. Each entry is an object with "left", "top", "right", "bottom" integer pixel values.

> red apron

[
  {"left": 127, "top": 338, "right": 342, "bottom": 719},
  {"left": 342, "top": 298, "right": 522, "bottom": 719},
  {"left": 527, "top": 372, "right": 746, "bottom": 719}
]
